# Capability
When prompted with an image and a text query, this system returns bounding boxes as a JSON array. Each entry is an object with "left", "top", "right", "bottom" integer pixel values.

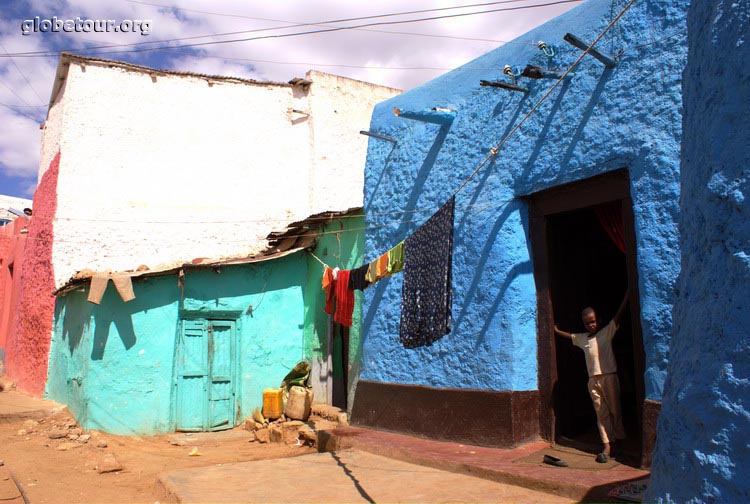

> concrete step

[
  {"left": 0, "top": 391, "right": 64, "bottom": 424},
  {"left": 316, "top": 426, "right": 649, "bottom": 502}
]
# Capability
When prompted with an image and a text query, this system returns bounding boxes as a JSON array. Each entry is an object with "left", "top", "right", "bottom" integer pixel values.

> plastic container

[
  {"left": 284, "top": 386, "right": 313, "bottom": 421},
  {"left": 262, "top": 388, "right": 284, "bottom": 419}
]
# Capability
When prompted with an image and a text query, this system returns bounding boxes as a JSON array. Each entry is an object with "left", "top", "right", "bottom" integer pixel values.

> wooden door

[{"left": 175, "top": 318, "right": 236, "bottom": 431}]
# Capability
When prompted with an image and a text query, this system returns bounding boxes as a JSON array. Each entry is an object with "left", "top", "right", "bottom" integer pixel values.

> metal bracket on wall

[
  {"left": 479, "top": 80, "right": 529, "bottom": 93},
  {"left": 563, "top": 33, "right": 617, "bottom": 68},
  {"left": 521, "top": 65, "right": 574, "bottom": 81},
  {"left": 393, "top": 107, "right": 456, "bottom": 125},
  {"left": 359, "top": 130, "right": 397, "bottom": 143}
]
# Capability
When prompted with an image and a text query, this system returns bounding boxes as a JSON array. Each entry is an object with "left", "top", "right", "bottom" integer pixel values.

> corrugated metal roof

[{"left": 53, "top": 207, "right": 363, "bottom": 296}]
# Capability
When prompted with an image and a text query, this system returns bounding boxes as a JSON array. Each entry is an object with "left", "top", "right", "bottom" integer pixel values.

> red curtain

[{"left": 594, "top": 201, "right": 626, "bottom": 253}]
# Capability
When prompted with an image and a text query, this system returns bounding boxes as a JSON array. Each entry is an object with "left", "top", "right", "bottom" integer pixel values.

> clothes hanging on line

[
  {"left": 348, "top": 263, "right": 370, "bottom": 291},
  {"left": 87, "top": 272, "right": 136, "bottom": 304},
  {"left": 334, "top": 269, "right": 355, "bottom": 327},
  {"left": 399, "top": 196, "right": 455, "bottom": 348},
  {"left": 322, "top": 266, "right": 336, "bottom": 315},
  {"left": 376, "top": 252, "right": 389, "bottom": 278},
  {"left": 387, "top": 241, "right": 405, "bottom": 274}
]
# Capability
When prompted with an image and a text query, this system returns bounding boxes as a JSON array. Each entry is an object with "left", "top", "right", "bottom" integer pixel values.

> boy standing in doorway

[{"left": 554, "top": 289, "right": 630, "bottom": 463}]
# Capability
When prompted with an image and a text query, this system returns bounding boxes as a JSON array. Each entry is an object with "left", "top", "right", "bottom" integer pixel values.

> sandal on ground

[
  {"left": 543, "top": 454, "right": 569, "bottom": 467},
  {"left": 595, "top": 453, "right": 609, "bottom": 463}
]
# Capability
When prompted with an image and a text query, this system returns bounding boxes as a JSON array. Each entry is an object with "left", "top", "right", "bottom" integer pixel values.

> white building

[
  {"left": 0, "top": 195, "right": 32, "bottom": 225},
  {"left": 41, "top": 53, "right": 400, "bottom": 288}
]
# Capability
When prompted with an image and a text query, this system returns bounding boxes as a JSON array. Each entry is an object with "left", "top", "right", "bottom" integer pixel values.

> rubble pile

[{"left": 244, "top": 403, "right": 348, "bottom": 448}]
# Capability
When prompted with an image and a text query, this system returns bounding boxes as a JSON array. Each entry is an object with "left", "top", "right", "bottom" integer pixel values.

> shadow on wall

[
  {"left": 520, "top": 78, "right": 574, "bottom": 176},
  {"left": 516, "top": 68, "right": 614, "bottom": 191},
  {"left": 56, "top": 280, "right": 179, "bottom": 360},
  {"left": 393, "top": 125, "right": 451, "bottom": 240},
  {"left": 364, "top": 141, "right": 399, "bottom": 215},
  {"left": 183, "top": 258, "right": 302, "bottom": 305},
  {"left": 361, "top": 124, "right": 452, "bottom": 344}
]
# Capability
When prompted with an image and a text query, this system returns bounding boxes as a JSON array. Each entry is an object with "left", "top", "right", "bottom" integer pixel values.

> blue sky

[{"left": 0, "top": 0, "right": 579, "bottom": 199}]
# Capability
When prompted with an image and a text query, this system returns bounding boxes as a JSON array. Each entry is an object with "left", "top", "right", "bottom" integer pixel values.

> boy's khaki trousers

[{"left": 588, "top": 372, "right": 626, "bottom": 444}]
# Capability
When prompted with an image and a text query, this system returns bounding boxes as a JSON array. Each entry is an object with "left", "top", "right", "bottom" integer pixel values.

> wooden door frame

[{"left": 524, "top": 169, "right": 646, "bottom": 458}]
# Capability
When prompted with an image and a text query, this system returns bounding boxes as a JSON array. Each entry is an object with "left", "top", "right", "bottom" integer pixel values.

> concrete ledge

[
  {"left": 0, "top": 391, "right": 64, "bottom": 423},
  {"left": 318, "top": 426, "right": 649, "bottom": 502}
]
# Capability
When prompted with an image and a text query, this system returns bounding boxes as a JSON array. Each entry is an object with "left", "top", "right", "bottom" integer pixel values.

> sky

[{"left": 0, "top": 0, "right": 580, "bottom": 199}]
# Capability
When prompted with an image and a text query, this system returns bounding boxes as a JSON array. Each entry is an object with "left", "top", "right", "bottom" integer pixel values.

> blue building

[
  {"left": 354, "top": 0, "right": 688, "bottom": 468},
  {"left": 647, "top": 0, "right": 750, "bottom": 501}
]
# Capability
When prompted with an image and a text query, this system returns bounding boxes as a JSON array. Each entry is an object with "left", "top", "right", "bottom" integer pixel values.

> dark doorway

[
  {"left": 526, "top": 169, "right": 648, "bottom": 467},
  {"left": 332, "top": 324, "right": 350, "bottom": 410},
  {"left": 547, "top": 205, "right": 640, "bottom": 458}
]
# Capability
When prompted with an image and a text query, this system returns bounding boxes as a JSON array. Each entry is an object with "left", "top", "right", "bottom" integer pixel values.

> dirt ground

[{"left": 0, "top": 409, "right": 317, "bottom": 504}]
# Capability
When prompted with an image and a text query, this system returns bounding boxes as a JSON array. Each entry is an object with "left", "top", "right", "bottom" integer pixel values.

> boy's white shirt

[{"left": 572, "top": 320, "right": 619, "bottom": 377}]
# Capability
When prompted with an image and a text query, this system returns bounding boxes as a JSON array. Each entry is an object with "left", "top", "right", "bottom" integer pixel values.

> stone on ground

[{"left": 97, "top": 453, "right": 122, "bottom": 473}]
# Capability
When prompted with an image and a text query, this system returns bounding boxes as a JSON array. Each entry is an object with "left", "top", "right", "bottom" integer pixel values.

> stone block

[
  {"left": 56, "top": 442, "right": 82, "bottom": 451},
  {"left": 269, "top": 421, "right": 305, "bottom": 444},
  {"left": 0, "top": 377, "right": 15, "bottom": 392},
  {"left": 97, "top": 453, "right": 122, "bottom": 473},
  {"left": 311, "top": 404, "right": 343, "bottom": 422},
  {"left": 48, "top": 429, "right": 67, "bottom": 439},
  {"left": 23, "top": 420, "right": 39, "bottom": 431},
  {"left": 255, "top": 428, "right": 270, "bottom": 443}
]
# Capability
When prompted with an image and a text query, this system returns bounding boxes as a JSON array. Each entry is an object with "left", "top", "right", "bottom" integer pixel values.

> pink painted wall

[
  {"left": 5, "top": 152, "right": 59, "bottom": 395},
  {"left": 0, "top": 216, "right": 29, "bottom": 369}
]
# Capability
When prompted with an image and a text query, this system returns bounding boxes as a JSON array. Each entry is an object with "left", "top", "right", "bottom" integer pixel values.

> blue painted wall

[
  {"left": 647, "top": 0, "right": 750, "bottom": 501},
  {"left": 361, "top": 0, "right": 687, "bottom": 399},
  {"left": 46, "top": 254, "right": 312, "bottom": 435}
]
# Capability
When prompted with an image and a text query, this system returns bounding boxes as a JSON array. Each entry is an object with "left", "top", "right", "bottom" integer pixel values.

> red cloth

[
  {"left": 334, "top": 270, "right": 354, "bottom": 327},
  {"left": 595, "top": 202, "right": 626, "bottom": 254},
  {"left": 322, "top": 267, "right": 336, "bottom": 315}
]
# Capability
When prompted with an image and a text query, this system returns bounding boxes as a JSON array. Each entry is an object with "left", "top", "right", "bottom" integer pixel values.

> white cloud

[{"left": 0, "top": 0, "right": 579, "bottom": 195}]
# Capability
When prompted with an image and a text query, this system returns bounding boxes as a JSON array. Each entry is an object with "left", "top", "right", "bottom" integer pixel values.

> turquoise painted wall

[
  {"left": 304, "top": 215, "right": 365, "bottom": 408},
  {"left": 182, "top": 256, "right": 307, "bottom": 418},
  {"left": 46, "top": 276, "right": 179, "bottom": 434},
  {"left": 46, "top": 253, "right": 312, "bottom": 435}
]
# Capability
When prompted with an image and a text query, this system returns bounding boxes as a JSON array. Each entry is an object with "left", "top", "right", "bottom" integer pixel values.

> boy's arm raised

[
  {"left": 613, "top": 288, "right": 630, "bottom": 326},
  {"left": 554, "top": 324, "right": 573, "bottom": 340}
]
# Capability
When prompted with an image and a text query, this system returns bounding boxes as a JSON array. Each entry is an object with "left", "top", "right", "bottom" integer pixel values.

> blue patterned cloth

[{"left": 399, "top": 197, "right": 454, "bottom": 348}]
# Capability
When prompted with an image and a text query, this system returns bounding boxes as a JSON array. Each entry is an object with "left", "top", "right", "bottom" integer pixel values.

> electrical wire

[
  {"left": 0, "top": 102, "right": 43, "bottom": 121},
  {"left": 19, "top": 199, "right": 507, "bottom": 248},
  {"left": 12, "top": 1, "right": 641, "bottom": 272},
  {"left": 0, "top": 43, "right": 44, "bottom": 103},
  {"left": 451, "top": 0, "right": 637, "bottom": 198},
  {"left": 1, "top": 0, "right": 567, "bottom": 57},
  {"left": 1, "top": 0, "right": 583, "bottom": 58},
  {"left": 51, "top": 198, "right": 493, "bottom": 224}
]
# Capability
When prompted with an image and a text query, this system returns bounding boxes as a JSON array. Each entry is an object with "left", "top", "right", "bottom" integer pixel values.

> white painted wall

[
  {"left": 43, "top": 58, "right": 400, "bottom": 288},
  {"left": 306, "top": 71, "right": 400, "bottom": 211},
  {"left": 0, "top": 196, "right": 33, "bottom": 210}
]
